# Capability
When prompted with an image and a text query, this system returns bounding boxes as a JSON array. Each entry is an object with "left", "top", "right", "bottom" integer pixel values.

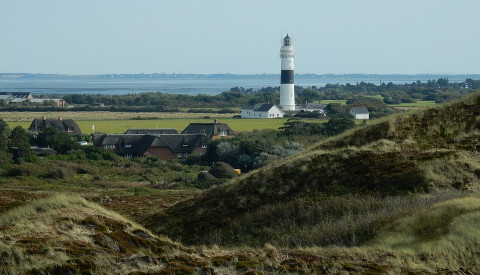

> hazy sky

[{"left": 1, "top": 0, "right": 478, "bottom": 75}]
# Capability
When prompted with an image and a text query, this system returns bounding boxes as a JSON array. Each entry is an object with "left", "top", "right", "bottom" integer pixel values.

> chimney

[
  {"left": 214, "top": 119, "right": 218, "bottom": 124},
  {"left": 58, "top": 116, "right": 62, "bottom": 120},
  {"left": 42, "top": 116, "right": 46, "bottom": 120}
]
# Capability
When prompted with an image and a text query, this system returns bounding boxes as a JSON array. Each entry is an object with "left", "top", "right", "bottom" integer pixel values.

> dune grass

[{"left": 368, "top": 194, "right": 480, "bottom": 270}]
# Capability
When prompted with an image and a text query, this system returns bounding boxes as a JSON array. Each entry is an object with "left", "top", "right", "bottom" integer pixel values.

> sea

[{"left": 0, "top": 74, "right": 477, "bottom": 96}]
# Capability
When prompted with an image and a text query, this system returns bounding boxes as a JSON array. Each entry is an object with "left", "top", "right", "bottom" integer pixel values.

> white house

[
  {"left": 241, "top": 103, "right": 285, "bottom": 119},
  {"left": 298, "top": 103, "right": 327, "bottom": 114},
  {"left": 350, "top": 107, "right": 370, "bottom": 120}
]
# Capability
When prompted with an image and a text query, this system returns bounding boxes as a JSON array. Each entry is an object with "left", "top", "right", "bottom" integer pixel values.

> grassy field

[
  {"left": 7, "top": 117, "right": 290, "bottom": 134},
  {"left": 389, "top": 100, "right": 437, "bottom": 108},
  {"left": 0, "top": 111, "right": 233, "bottom": 122},
  {"left": 365, "top": 95, "right": 384, "bottom": 99},
  {"left": 320, "top": 99, "right": 347, "bottom": 105}
]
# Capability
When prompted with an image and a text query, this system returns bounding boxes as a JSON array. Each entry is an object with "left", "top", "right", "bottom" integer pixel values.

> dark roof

[
  {"left": 181, "top": 122, "right": 234, "bottom": 138},
  {"left": 350, "top": 107, "right": 369, "bottom": 114},
  {"left": 93, "top": 134, "right": 206, "bottom": 156},
  {"left": 296, "top": 103, "right": 327, "bottom": 111},
  {"left": 151, "top": 134, "right": 204, "bottom": 153},
  {"left": 306, "top": 103, "right": 326, "bottom": 110},
  {"left": 29, "top": 118, "right": 82, "bottom": 135},
  {"left": 30, "top": 146, "right": 56, "bottom": 156},
  {"left": 243, "top": 103, "right": 278, "bottom": 112},
  {"left": 0, "top": 92, "right": 32, "bottom": 98},
  {"left": 124, "top": 128, "right": 179, "bottom": 135}
]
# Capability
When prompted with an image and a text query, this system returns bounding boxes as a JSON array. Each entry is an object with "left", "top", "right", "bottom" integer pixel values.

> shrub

[
  {"left": 44, "top": 167, "right": 75, "bottom": 179},
  {"left": 209, "top": 162, "right": 237, "bottom": 179},
  {"left": 198, "top": 171, "right": 217, "bottom": 181}
]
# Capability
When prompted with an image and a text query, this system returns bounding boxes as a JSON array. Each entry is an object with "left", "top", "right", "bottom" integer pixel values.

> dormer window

[
  {"left": 220, "top": 130, "right": 228, "bottom": 136},
  {"left": 67, "top": 127, "right": 74, "bottom": 133},
  {"left": 125, "top": 143, "right": 132, "bottom": 148},
  {"left": 202, "top": 144, "right": 208, "bottom": 149}
]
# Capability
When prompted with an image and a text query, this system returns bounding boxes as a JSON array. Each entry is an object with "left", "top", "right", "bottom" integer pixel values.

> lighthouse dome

[{"left": 283, "top": 34, "right": 292, "bottom": 46}]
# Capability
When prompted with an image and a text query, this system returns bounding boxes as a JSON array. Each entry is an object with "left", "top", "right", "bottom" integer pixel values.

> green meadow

[
  {"left": 7, "top": 117, "right": 290, "bottom": 134},
  {"left": 389, "top": 100, "right": 437, "bottom": 108},
  {"left": 320, "top": 99, "right": 347, "bottom": 105}
]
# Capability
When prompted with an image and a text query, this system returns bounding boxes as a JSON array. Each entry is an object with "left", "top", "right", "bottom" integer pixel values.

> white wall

[
  {"left": 241, "top": 106, "right": 284, "bottom": 119},
  {"left": 354, "top": 113, "right": 369, "bottom": 120}
]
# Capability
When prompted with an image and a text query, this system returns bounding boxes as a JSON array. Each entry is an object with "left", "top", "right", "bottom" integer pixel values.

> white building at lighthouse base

[{"left": 240, "top": 103, "right": 285, "bottom": 119}]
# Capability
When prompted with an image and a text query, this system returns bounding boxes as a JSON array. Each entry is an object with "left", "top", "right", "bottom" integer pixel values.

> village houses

[{"left": 93, "top": 121, "right": 234, "bottom": 160}]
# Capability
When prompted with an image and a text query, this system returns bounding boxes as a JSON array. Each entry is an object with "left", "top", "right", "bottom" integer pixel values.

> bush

[
  {"left": 198, "top": 171, "right": 217, "bottom": 181},
  {"left": 209, "top": 162, "right": 237, "bottom": 179},
  {"left": 45, "top": 167, "right": 75, "bottom": 179}
]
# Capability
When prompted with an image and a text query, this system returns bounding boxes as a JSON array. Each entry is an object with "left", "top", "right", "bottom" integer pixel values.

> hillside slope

[
  {"left": 2, "top": 195, "right": 432, "bottom": 274},
  {"left": 0, "top": 195, "right": 208, "bottom": 274},
  {"left": 149, "top": 92, "right": 480, "bottom": 247}
]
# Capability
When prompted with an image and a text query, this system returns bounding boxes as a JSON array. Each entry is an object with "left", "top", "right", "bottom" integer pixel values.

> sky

[{"left": 0, "top": 0, "right": 479, "bottom": 75}]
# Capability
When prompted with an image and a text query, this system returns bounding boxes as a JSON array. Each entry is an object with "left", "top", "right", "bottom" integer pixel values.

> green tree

[
  {"left": 36, "top": 127, "right": 78, "bottom": 154},
  {"left": 0, "top": 119, "right": 10, "bottom": 152},
  {"left": 436, "top": 78, "right": 449, "bottom": 87},
  {"left": 324, "top": 117, "right": 356, "bottom": 136},
  {"left": 9, "top": 126, "right": 33, "bottom": 160},
  {"left": 279, "top": 118, "right": 308, "bottom": 136}
]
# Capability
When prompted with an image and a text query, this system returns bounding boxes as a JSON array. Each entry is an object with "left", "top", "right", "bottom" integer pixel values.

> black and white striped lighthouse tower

[{"left": 279, "top": 34, "right": 295, "bottom": 110}]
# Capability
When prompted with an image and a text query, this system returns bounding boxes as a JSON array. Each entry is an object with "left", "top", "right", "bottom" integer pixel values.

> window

[
  {"left": 220, "top": 130, "right": 228, "bottom": 136},
  {"left": 184, "top": 153, "right": 189, "bottom": 157},
  {"left": 124, "top": 143, "right": 132, "bottom": 148},
  {"left": 125, "top": 153, "right": 133, "bottom": 158},
  {"left": 177, "top": 153, "right": 182, "bottom": 158},
  {"left": 202, "top": 144, "right": 208, "bottom": 149},
  {"left": 198, "top": 152, "right": 205, "bottom": 156},
  {"left": 67, "top": 127, "right": 74, "bottom": 133},
  {"left": 104, "top": 144, "right": 116, "bottom": 149}
]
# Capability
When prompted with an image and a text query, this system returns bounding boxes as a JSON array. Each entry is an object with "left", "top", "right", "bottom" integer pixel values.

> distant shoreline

[
  {"left": 0, "top": 73, "right": 478, "bottom": 96},
  {"left": 1, "top": 73, "right": 479, "bottom": 79}
]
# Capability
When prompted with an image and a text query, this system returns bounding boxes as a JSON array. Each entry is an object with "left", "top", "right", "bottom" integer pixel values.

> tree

[
  {"left": 9, "top": 126, "right": 33, "bottom": 160},
  {"left": 0, "top": 119, "right": 10, "bottom": 153},
  {"left": 324, "top": 117, "right": 356, "bottom": 136},
  {"left": 279, "top": 118, "right": 308, "bottom": 136},
  {"left": 35, "top": 127, "right": 78, "bottom": 154},
  {"left": 436, "top": 78, "right": 449, "bottom": 87}
]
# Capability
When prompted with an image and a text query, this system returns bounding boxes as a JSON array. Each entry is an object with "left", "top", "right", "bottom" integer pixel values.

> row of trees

[
  {"left": 0, "top": 119, "right": 85, "bottom": 163},
  {"left": 20, "top": 78, "right": 476, "bottom": 111}
]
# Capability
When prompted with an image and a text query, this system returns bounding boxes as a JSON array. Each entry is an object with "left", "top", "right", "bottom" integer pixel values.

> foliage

[
  {"left": 8, "top": 126, "right": 35, "bottom": 161},
  {"left": 34, "top": 127, "right": 79, "bottom": 154},
  {"left": 209, "top": 162, "right": 237, "bottom": 179},
  {"left": 0, "top": 118, "right": 10, "bottom": 152},
  {"left": 279, "top": 116, "right": 355, "bottom": 137}
]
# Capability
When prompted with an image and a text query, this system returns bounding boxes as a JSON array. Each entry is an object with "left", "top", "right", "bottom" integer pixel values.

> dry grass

[
  {"left": 0, "top": 194, "right": 190, "bottom": 274},
  {"left": 2, "top": 193, "right": 480, "bottom": 273},
  {"left": 367, "top": 194, "right": 480, "bottom": 271}
]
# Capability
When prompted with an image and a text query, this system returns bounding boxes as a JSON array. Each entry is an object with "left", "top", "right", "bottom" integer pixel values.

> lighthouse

[{"left": 279, "top": 34, "right": 295, "bottom": 110}]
